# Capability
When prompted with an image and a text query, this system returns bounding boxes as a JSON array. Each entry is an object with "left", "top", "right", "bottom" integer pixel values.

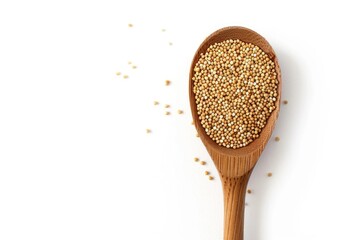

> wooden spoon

[{"left": 189, "top": 26, "right": 282, "bottom": 240}]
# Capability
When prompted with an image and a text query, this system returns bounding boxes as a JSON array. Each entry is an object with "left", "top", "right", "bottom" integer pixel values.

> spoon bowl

[{"left": 189, "top": 26, "right": 281, "bottom": 240}]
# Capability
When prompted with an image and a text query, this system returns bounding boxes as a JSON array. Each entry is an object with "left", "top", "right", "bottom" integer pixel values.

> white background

[{"left": 1, "top": 0, "right": 359, "bottom": 239}]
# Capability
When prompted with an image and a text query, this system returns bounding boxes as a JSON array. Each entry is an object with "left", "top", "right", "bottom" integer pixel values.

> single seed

[
  {"left": 247, "top": 189, "right": 252, "bottom": 194},
  {"left": 132, "top": 65, "right": 137, "bottom": 69},
  {"left": 165, "top": 80, "right": 171, "bottom": 86},
  {"left": 209, "top": 176, "right": 214, "bottom": 180},
  {"left": 169, "top": 42, "right": 173, "bottom": 46},
  {"left": 177, "top": 109, "right": 184, "bottom": 114},
  {"left": 146, "top": 129, "right": 151, "bottom": 134},
  {"left": 128, "top": 61, "right": 132, "bottom": 65},
  {"left": 205, "top": 171, "right": 210, "bottom": 175},
  {"left": 161, "top": 29, "right": 166, "bottom": 32},
  {"left": 200, "top": 161, "right": 206, "bottom": 165},
  {"left": 164, "top": 104, "right": 170, "bottom": 108},
  {"left": 123, "top": 75, "right": 129, "bottom": 79},
  {"left": 128, "top": 23, "right": 133, "bottom": 27},
  {"left": 116, "top": 72, "right": 121, "bottom": 76},
  {"left": 283, "top": 100, "right": 288, "bottom": 105},
  {"left": 275, "top": 136, "right": 280, "bottom": 142},
  {"left": 194, "top": 157, "right": 199, "bottom": 162},
  {"left": 154, "top": 101, "right": 159, "bottom": 106},
  {"left": 267, "top": 172, "right": 273, "bottom": 177},
  {"left": 196, "top": 133, "right": 199, "bottom": 137},
  {"left": 165, "top": 111, "right": 171, "bottom": 115}
]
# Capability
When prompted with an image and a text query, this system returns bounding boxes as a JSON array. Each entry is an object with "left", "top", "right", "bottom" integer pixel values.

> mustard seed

[
  {"left": 267, "top": 172, "right": 273, "bottom": 177},
  {"left": 205, "top": 171, "right": 210, "bottom": 175},
  {"left": 128, "top": 23, "right": 133, "bottom": 28},
  {"left": 191, "top": 121, "right": 194, "bottom": 125},
  {"left": 116, "top": 72, "right": 121, "bottom": 76},
  {"left": 194, "top": 157, "right": 199, "bottom": 162},
  {"left": 209, "top": 176, "right": 214, "bottom": 180},
  {"left": 154, "top": 101, "right": 159, "bottom": 106},
  {"left": 132, "top": 65, "right": 137, "bottom": 69},
  {"left": 177, "top": 109, "right": 184, "bottom": 114},
  {"left": 200, "top": 161, "right": 206, "bottom": 165},
  {"left": 275, "top": 136, "right": 280, "bottom": 142},
  {"left": 165, "top": 111, "right": 171, "bottom": 115},
  {"left": 169, "top": 42, "right": 173, "bottom": 46},
  {"left": 283, "top": 100, "right": 288, "bottom": 105},
  {"left": 146, "top": 129, "right": 151, "bottom": 134},
  {"left": 247, "top": 189, "right": 252, "bottom": 194},
  {"left": 164, "top": 104, "right": 170, "bottom": 108},
  {"left": 196, "top": 133, "right": 199, "bottom": 138},
  {"left": 165, "top": 80, "right": 171, "bottom": 86},
  {"left": 192, "top": 39, "right": 278, "bottom": 149},
  {"left": 123, "top": 75, "right": 129, "bottom": 79}
]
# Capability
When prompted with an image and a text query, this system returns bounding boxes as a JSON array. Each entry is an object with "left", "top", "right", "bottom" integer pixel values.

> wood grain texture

[
  {"left": 189, "top": 26, "right": 282, "bottom": 240},
  {"left": 222, "top": 171, "right": 252, "bottom": 240}
]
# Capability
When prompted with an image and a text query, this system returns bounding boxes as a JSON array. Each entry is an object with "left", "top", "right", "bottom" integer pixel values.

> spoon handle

[{"left": 222, "top": 171, "right": 252, "bottom": 240}]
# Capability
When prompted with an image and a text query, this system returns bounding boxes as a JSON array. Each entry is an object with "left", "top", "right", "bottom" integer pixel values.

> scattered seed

[
  {"left": 196, "top": 133, "right": 199, "bottom": 137},
  {"left": 205, "top": 171, "right": 210, "bottom": 175},
  {"left": 200, "top": 161, "right": 206, "bottom": 165},
  {"left": 209, "top": 176, "right": 214, "bottom": 180},
  {"left": 192, "top": 39, "right": 278, "bottom": 149},
  {"left": 247, "top": 189, "right": 252, "bottom": 194},
  {"left": 194, "top": 157, "right": 199, "bottom": 162},
  {"left": 177, "top": 109, "right": 184, "bottom": 114},
  {"left": 275, "top": 136, "right": 280, "bottom": 142},
  {"left": 161, "top": 29, "right": 166, "bottom": 32},
  {"left": 132, "top": 65, "right": 137, "bottom": 69},
  {"left": 169, "top": 42, "right": 173, "bottom": 46},
  {"left": 146, "top": 129, "right": 151, "bottom": 134},
  {"left": 123, "top": 75, "right": 129, "bottom": 79},
  {"left": 128, "top": 23, "right": 133, "bottom": 28},
  {"left": 128, "top": 61, "right": 132, "bottom": 65},
  {"left": 116, "top": 72, "right": 121, "bottom": 76},
  {"left": 283, "top": 100, "right": 288, "bottom": 105},
  {"left": 267, "top": 172, "right": 273, "bottom": 177},
  {"left": 165, "top": 80, "right": 171, "bottom": 86},
  {"left": 154, "top": 101, "right": 159, "bottom": 106},
  {"left": 165, "top": 111, "right": 171, "bottom": 115},
  {"left": 164, "top": 104, "right": 171, "bottom": 108}
]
